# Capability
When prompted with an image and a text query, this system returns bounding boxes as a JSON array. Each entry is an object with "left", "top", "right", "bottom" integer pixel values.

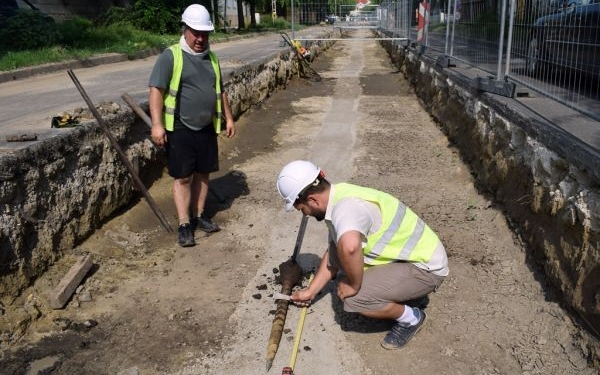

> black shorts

[{"left": 165, "top": 125, "right": 219, "bottom": 178}]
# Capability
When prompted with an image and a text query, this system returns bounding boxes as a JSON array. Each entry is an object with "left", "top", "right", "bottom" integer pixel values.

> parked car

[
  {"left": 526, "top": 0, "right": 600, "bottom": 77},
  {"left": 0, "top": 0, "right": 19, "bottom": 18},
  {"left": 326, "top": 14, "right": 338, "bottom": 24}
]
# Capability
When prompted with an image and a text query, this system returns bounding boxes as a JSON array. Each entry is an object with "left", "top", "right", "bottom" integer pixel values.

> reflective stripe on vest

[
  {"left": 332, "top": 183, "right": 439, "bottom": 267},
  {"left": 163, "top": 44, "right": 222, "bottom": 133}
]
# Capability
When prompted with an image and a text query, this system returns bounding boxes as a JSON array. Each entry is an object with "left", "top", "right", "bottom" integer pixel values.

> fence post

[
  {"left": 450, "top": 0, "right": 458, "bottom": 57},
  {"left": 405, "top": 0, "right": 411, "bottom": 44},
  {"left": 437, "top": 0, "right": 456, "bottom": 68},
  {"left": 291, "top": 0, "right": 295, "bottom": 40},
  {"left": 496, "top": 0, "right": 508, "bottom": 80},
  {"left": 471, "top": 0, "right": 516, "bottom": 98},
  {"left": 504, "top": 0, "right": 517, "bottom": 78},
  {"left": 444, "top": 0, "right": 452, "bottom": 56}
]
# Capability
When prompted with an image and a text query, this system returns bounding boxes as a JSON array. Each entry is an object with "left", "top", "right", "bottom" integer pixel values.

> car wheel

[{"left": 526, "top": 36, "right": 545, "bottom": 77}]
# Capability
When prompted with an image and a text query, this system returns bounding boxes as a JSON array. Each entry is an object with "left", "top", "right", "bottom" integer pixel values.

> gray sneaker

[
  {"left": 177, "top": 223, "right": 196, "bottom": 247},
  {"left": 380, "top": 308, "right": 426, "bottom": 350}
]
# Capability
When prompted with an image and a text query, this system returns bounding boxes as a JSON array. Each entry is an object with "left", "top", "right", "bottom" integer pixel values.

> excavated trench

[{"left": 0, "top": 28, "right": 598, "bottom": 373}]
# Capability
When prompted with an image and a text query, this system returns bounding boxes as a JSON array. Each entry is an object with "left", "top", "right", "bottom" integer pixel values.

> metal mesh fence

[
  {"left": 289, "top": 0, "right": 599, "bottom": 121},
  {"left": 379, "top": 0, "right": 413, "bottom": 39},
  {"left": 289, "top": 1, "right": 410, "bottom": 41},
  {"left": 506, "top": 0, "right": 600, "bottom": 120}
]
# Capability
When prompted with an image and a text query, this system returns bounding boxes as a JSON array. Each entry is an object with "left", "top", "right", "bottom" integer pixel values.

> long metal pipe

[{"left": 67, "top": 70, "right": 173, "bottom": 233}]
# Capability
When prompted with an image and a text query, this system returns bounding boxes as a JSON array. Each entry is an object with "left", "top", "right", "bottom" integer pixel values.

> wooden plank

[
  {"left": 5, "top": 133, "right": 38, "bottom": 142},
  {"left": 48, "top": 254, "right": 93, "bottom": 309}
]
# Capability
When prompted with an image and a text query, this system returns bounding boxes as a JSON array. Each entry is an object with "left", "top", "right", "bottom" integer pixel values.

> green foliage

[
  {"left": 132, "top": 0, "right": 180, "bottom": 34},
  {"left": 0, "top": 48, "right": 68, "bottom": 71},
  {"left": 0, "top": 0, "right": 244, "bottom": 71},
  {"left": 0, "top": 9, "right": 58, "bottom": 50},
  {"left": 242, "top": 16, "right": 289, "bottom": 31},
  {"left": 0, "top": 13, "right": 180, "bottom": 71},
  {"left": 56, "top": 16, "right": 93, "bottom": 45},
  {"left": 97, "top": 1, "right": 179, "bottom": 34},
  {"left": 98, "top": 0, "right": 215, "bottom": 34},
  {"left": 96, "top": 6, "right": 134, "bottom": 26},
  {"left": 269, "top": 17, "right": 292, "bottom": 30}
]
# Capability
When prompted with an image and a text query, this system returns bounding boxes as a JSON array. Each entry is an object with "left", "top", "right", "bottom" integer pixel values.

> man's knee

[
  {"left": 175, "top": 176, "right": 193, "bottom": 186},
  {"left": 343, "top": 294, "right": 386, "bottom": 314}
]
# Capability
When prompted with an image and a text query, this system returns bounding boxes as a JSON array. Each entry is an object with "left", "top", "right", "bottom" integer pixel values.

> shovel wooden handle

[{"left": 121, "top": 92, "right": 152, "bottom": 127}]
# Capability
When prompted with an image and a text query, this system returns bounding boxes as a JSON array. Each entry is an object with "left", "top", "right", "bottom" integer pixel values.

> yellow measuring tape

[{"left": 288, "top": 272, "right": 314, "bottom": 371}]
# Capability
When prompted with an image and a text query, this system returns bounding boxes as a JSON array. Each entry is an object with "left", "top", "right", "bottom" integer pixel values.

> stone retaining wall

[
  {"left": 379, "top": 41, "right": 599, "bottom": 368},
  {"left": 0, "top": 37, "right": 333, "bottom": 303}
]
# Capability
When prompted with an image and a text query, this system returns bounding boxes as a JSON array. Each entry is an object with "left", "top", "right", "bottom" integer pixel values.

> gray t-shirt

[{"left": 148, "top": 48, "right": 222, "bottom": 131}]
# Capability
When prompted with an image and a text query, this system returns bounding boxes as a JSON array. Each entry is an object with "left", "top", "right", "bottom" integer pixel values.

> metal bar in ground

[{"left": 67, "top": 70, "right": 174, "bottom": 233}]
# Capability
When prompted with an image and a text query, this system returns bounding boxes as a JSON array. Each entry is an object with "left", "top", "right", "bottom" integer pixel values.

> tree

[
  {"left": 211, "top": 0, "right": 222, "bottom": 28},
  {"left": 237, "top": 0, "right": 245, "bottom": 29},
  {"left": 247, "top": 0, "right": 257, "bottom": 27}
]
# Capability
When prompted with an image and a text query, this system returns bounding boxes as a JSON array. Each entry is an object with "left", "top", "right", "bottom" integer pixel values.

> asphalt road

[{"left": 0, "top": 27, "right": 327, "bottom": 152}]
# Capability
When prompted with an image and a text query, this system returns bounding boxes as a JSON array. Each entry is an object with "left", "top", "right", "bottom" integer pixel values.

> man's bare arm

[{"left": 149, "top": 87, "right": 167, "bottom": 146}]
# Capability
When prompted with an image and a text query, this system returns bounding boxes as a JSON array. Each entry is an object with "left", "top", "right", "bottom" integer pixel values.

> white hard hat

[
  {"left": 277, "top": 160, "right": 321, "bottom": 211},
  {"left": 182, "top": 4, "right": 214, "bottom": 31}
]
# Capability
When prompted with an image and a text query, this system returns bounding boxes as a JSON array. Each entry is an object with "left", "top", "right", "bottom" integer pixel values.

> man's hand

[
  {"left": 222, "top": 93, "right": 235, "bottom": 138},
  {"left": 148, "top": 87, "right": 167, "bottom": 146},
  {"left": 225, "top": 119, "right": 236, "bottom": 138},
  {"left": 151, "top": 123, "right": 167, "bottom": 146},
  {"left": 337, "top": 277, "right": 359, "bottom": 301},
  {"left": 290, "top": 288, "right": 313, "bottom": 307}
]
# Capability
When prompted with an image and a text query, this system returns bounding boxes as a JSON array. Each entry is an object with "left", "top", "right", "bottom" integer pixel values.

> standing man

[
  {"left": 149, "top": 4, "right": 236, "bottom": 247},
  {"left": 276, "top": 160, "right": 449, "bottom": 349}
]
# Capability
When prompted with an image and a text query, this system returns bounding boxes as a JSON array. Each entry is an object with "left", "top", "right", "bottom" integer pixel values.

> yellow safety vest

[
  {"left": 332, "top": 183, "right": 440, "bottom": 267},
  {"left": 163, "top": 44, "right": 222, "bottom": 133}
]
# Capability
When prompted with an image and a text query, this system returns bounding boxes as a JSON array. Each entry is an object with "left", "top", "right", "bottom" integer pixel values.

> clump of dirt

[{"left": 73, "top": 100, "right": 123, "bottom": 119}]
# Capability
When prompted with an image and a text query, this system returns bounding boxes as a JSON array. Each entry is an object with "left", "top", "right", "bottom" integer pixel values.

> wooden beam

[{"left": 48, "top": 254, "right": 93, "bottom": 309}]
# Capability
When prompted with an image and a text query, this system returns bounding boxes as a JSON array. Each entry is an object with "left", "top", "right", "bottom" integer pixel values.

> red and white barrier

[{"left": 416, "top": 0, "right": 430, "bottom": 44}]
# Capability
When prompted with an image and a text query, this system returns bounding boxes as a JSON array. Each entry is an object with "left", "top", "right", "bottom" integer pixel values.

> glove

[{"left": 51, "top": 113, "right": 79, "bottom": 128}]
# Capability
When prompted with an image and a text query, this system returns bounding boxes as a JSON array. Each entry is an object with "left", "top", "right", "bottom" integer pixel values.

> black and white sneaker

[{"left": 380, "top": 308, "right": 426, "bottom": 350}]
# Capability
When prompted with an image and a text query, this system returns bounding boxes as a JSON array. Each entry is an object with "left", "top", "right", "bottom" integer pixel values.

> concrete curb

[{"left": 0, "top": 53, "right": 132, "bottom": 84}]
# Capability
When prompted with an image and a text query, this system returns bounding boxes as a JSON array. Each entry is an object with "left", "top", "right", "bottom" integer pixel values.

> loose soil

[{"left": 1, "top": 30, "right": 597, "bottom": 375}]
